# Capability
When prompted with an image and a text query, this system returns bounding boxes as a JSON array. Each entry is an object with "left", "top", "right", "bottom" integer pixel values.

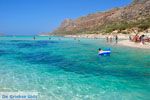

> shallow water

[{"left": 0, "top": 36, "right": 150, "bottom": 100}]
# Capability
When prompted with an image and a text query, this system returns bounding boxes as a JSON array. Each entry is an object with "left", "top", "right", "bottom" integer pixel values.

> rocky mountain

[
  {"left": 52, "top": 0, "right": 150, "bottom": 35},
  {"left": 133, "top": 0, "right": 148, "bottom": 4}
]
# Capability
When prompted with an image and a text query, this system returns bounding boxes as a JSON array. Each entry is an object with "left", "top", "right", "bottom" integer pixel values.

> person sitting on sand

[{"left": 98, "top": 48, "right": 103, "bottom": 54}]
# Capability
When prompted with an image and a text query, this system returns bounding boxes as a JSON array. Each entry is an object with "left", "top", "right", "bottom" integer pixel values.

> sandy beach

[
  {"left": 64, "top": 34, "right": 150, "bottom": 49},
  {"left": 64, "top": 34, "right": 129, "bottom": 39},
  {"left": 118, "top": 40, "right": 150, "bottom": 49}
]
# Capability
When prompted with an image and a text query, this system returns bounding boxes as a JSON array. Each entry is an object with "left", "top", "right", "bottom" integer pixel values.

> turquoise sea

[{"left": 0, "top": 36, "right": 149, "bottom": 100}]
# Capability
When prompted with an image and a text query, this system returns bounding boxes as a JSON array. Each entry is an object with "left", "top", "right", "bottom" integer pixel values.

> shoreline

[
  {"left": 19, "top": 34, "right": 150, "bottom": 49},
  {"left": 64, "top": 34, "right": 129, "bottom": 39},
  {"left": 64, "top": 34, "right": 150, "bottom": 49}
]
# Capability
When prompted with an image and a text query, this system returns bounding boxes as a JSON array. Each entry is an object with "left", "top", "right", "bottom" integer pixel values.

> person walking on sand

[
  {"left": 140, "top": 35, "right": 145, "bottom": 44},
  {"left": 129, "top": 35, "right": 132, "bottom": 41}
]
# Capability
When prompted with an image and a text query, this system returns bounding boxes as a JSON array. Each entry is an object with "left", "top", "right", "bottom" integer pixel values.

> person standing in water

[
  {"left": 110, "top": 36, "right": 112, "bottom": 43},
  {"left": 115, "top": 35, "right": 118, "bottom": 44},
  {"left": 33, "top": 36, "right": 36, "bottom": 40},
  {"left": 106, "top": 36, "right": 109, "bottom": 42}
]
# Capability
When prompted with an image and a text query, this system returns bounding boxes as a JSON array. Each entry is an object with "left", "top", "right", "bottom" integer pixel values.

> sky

[{"left": 0, "top": 0, "right": 132, "bottom": 35}]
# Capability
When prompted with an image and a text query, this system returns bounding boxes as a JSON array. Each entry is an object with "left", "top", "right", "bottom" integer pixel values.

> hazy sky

[{"left": 0, "top": 0, "right": 132, "bottom": 35}]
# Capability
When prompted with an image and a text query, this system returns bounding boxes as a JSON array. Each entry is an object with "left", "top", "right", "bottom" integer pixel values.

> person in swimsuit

[{"left": 98, "top": 48, "right": 103, "bottom": 54}]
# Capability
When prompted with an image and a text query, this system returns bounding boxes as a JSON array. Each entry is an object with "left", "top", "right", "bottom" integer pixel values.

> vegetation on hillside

[{"left": 53, "top": 17, "right": 150, "bottom": 35}]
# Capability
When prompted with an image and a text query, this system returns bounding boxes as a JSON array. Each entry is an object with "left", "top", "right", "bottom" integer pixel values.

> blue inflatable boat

[{"left": 98, "top": 49, "right": 111, "bottom": 55}]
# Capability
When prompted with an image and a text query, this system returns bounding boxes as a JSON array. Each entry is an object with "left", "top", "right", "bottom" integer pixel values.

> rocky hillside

[{"left": 52, "top": 0, "right": 150, "bottom": 35}]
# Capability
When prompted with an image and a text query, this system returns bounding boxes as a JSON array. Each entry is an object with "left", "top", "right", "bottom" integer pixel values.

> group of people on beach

[
  {"left": 106, "top": 35, "right": 118, "bottom": 43},
  {"left": 130, "top": 34, "right": 150, "bottom": 44}
]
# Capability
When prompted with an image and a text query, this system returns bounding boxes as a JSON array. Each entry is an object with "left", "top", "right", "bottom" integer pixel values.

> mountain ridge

[{"left": 52, "top": 0, "right": 150, "bottom": 35}]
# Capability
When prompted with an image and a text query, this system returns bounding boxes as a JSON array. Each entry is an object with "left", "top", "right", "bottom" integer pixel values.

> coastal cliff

[{"left": 52, "top": 0, "right": 150, "bottom": 35}]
